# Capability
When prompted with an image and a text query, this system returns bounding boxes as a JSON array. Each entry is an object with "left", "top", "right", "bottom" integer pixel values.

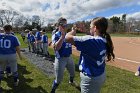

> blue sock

[
  {"left": 13, "top": 72, "right": 18, "bottom": 82},
  {"left": 138, "top": 66, "right": 140, "bottom": 71},
  {"left": 6, "top": 66, "right": 11, "bottom": 74},
  {"left": 52, "top": 80, "right": 59, "bottom": 90}
]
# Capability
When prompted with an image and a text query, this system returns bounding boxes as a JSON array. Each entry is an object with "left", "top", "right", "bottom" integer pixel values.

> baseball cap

[{"left": 58, "top": 17, "right": 67, "bottom": 27}]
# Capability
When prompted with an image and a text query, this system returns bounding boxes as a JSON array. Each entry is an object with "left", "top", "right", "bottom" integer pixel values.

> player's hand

[
  {"left": 72, "top": 24, "right": 79, "bottom": 31},
  {"left": 48, "top": 42, "right": 52, "bottom": 46},
  {"left": 60, "top": 26, "right": 66, "bottom": 36}
]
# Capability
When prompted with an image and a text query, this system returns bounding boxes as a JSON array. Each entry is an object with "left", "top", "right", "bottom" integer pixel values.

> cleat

[
  {"left": 135, "top": 71, "right": 140, "bottom": 76},
  {"left": 7, "top": 73, "right": 12, "bottom": 77},
  {"left": 14, "top": 79, "right": 19, "bottom": 87}
]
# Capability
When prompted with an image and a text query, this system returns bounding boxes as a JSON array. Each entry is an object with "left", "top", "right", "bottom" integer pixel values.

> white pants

[
  {"left": 42, "top": 43, "right": 48, "bottom": 55},
  {"left": 54, "top": 56, "right": 75, "bottom": 84},
  {"left": 0, "top": 54, "right": 17, "bottom": 73},
  {"left": 80, "top": 71, "right": 106, "bottom": 93}
]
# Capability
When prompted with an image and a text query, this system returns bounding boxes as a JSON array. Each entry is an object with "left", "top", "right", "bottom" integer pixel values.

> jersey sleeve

[
  {"left": 73, "top": 36, "right": 88, "bottom": 51},
  {"left": 41, "top": 35, "right": 43, "bottom": 42},
  {"left": 35, "top": 32, "right": 38, "bottom": 38},
  {"left": 14, "top": 36, "right": 20, "bottom": 47},
  {"left": 52, "top": 34, "right": 58, "bottom": 45}
]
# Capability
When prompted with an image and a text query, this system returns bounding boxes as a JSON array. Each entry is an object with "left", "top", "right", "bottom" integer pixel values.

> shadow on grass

[
  {"left": 75, "top": 64, "right": 80, "bottom": 72},
  {"left": 49, "top": 54, "right": 55, "bottom": 62},
  {"left": 1, "top": 64, "right": 48, "bottom": 93}
]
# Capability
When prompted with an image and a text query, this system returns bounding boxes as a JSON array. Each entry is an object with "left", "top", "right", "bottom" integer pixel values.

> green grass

[
  {"left": 16, "top": 34, "right": 28, "bottom": 48},
  {"left": 1, "top": 33, "right": 140, "bottom": 93}
]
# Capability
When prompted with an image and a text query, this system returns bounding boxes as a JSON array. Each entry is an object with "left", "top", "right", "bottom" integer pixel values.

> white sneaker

[
  {"left": 69, "top": 81, "right": 76, "bottom": 86},
  {"left": 43, "top": 57, "right": 46, "bottom": 59},
  {"left": 14, "top": 79, "right": 19, "bottom": 87},
  {"left": 7, "top": 73, "right": 12, "bottom": 77},
  {"left": 135, "top": 71, "right": 140, "bottom": 76}
]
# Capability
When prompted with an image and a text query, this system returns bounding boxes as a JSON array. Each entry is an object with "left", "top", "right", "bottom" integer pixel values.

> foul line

[
  {"left": 116, "top": 57, "right": 140, "bottom": 64},
  {"left": 129, "top": 41, "right": 140, "bottom": 46}
]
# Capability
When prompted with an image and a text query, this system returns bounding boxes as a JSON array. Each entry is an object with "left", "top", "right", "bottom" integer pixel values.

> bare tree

[
  {"left": 110, "top": 16, "right": 120, "bottom": 32},
  {"left": 127, "top": 17, "right": 136, "bottom": 32},
  {"left": 122, "top": 14, "right": 127, "bottom": 32},
  {"left": 14, "top": 15, "right": 26, "bottom": 27},
  {"left": 0, "top": 9, "right": 20, "bottom": 26}
]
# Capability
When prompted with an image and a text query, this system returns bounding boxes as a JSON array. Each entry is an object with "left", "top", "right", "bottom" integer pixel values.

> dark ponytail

[
  {"left": 92, "top": 17, "right": 115, "bottom": 61},
  {"left": 104, "top": 32, "right": 115, "bottom": 61}
]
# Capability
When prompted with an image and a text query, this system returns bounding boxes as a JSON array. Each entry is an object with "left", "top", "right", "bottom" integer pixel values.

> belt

[
  {"left": 81, "top": 71, "right": 93, "bottom": 77},
  {"left": 81, "top": 71, "right": 88, "bottom": 76}
]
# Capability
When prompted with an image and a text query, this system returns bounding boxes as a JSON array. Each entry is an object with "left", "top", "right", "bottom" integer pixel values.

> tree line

[{"left": 0, "top": 9, "right": 139, "bottom": 33}]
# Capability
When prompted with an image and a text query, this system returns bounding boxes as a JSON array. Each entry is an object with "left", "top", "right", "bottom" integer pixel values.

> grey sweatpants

[
  {"left": 0, "top": 54, "right": 17, "bottom": 72},
  {"left": 54, "top": 56, "right": 75, "bottom": 84},
  {"left": 31, "top": 42, "right": 36, "bottom": 52},
  {"left": 80, "top": 71, "right": 106, "bottom": 93},
  {"left": 27, "top": 39, "right": 31, "bottom": 51},
  {"left": 36, "top": 42, "right": 42, "bottom": 53},
  {"left": 42, "top": 43, "right": 48, "bottom": 56}
]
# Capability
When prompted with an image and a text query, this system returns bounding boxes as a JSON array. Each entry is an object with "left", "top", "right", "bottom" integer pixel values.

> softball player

[
  {"left": 50, "top": 17, "right": 75, "bottom": 93},
  {"left": 65, "top": 17, "right": 115, "bottom": 93},
  {"left": 5, "top": 31, "right": 16, "bottom": 77},
  {"left": 40, "top": 29, "right": 49, "bottom": 58},
  {"left": 26, "top": 30, "right": 31, "bottom": 52},
  {"left": 30, "top": 31, "right": 36, "bottom": 53},
  {"left": 0, "top": 25, "right": 22, "bottom": 88},
  {"left": 35, "top": 30, "right": 42, "bottom": 55},
  {"left": 21, "top": 31, "right": 26, "bottom": 42}
]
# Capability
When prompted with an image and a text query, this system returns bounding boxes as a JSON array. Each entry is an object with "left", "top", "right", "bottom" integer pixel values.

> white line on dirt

[
  {"left": 116, "top": 57, "right": 140, "bottom": 64},
  {"left": 129, "top": 42, "right": 140, "bottom": 46}
]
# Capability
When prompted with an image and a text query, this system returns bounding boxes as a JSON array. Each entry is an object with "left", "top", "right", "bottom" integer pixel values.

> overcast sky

[{"left": 0, "top": 0, "right": 140, "bottom": 24}]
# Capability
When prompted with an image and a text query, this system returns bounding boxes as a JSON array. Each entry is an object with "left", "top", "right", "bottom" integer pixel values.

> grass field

[
  {"left": 47, "top": 32, "right": 140, "bottom": 39},
  {"left": 1, "top": 33, "right": 140, "bottom": 93}
]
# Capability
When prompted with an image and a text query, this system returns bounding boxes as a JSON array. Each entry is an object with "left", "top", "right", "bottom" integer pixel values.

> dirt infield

[
  {"left": 108, "top": 37, "right": 140, "bottom": 72},
  {"left": 49, "top": 36, "right": 140, "bottom": 72},
  {"left": 72, "top": 37, "right": 140, "bottom": 72}
]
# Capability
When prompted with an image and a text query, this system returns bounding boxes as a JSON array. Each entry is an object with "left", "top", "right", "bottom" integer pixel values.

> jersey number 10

[{"left": 0, "top": 39, "right": 11, "bottom": 48}]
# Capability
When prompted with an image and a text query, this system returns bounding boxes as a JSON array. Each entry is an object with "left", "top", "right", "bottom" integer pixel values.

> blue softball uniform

[
  {"left": 0, "top": 34, "right": 20, "bottom": 54},
  {"left": 30, "top": 35, "right": 35, "bottom": 42},
  {"left": 26, "top": 33, "right": 31, "bottom": 40},
  {"left": 41, "top": 35, "right": 48, "bottom": 43},
  {"left": 73, "top": 35, "right": 107, "bottom": 77},
  {"left": 35, "top": 31, "right": 41, "bottom": 41},
  {"left": 52, "top": 31, "right": 72, "bottom": 58}
]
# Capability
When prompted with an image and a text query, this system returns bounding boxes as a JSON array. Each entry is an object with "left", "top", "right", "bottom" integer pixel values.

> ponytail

[
  {"left": 104, "top": 33, "right": 115, "bottom": 61},
  {"left": 91, "top": 17, "right": 115, "bottom": 61}
]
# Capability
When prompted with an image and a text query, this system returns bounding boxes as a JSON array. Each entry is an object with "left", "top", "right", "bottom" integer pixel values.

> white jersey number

[
  {"left": 97, "top": 50, "right": 106, "bottom": 66},
  {"left": 65, "top": 43, "right": 71, "bottom": 48},
  {"left": 0, "top": 39, "right": 11, "bottom": 48}
]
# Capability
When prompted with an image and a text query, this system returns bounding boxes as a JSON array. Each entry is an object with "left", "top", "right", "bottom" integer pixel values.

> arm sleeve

[
  {"left": 14, "top": 37, "right": 20, "bottom": 47},
  {"left": 52, "top": 34, "right": 58, "bottom": 45},
  {"left": 73, "top": 36, "right": 88, "bottom": 51}
]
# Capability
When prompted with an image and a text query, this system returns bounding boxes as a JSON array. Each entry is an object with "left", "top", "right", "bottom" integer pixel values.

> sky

[{"left": 0, "top": 0, "right": 140, "bottom": 24}]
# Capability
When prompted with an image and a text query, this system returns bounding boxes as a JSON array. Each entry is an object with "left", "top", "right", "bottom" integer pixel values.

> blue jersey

[
  {"left": 11, "top": 32, "right": 15, "bottom": 35},
  {"left": 41, "top": 35, "right": 48, "bottom": 43},
  {"left": 35, "top": 31, "right": 41, "bottom": 40},
  {"left": 52, "top": 31, "right": 72, "bottom": 58},
  {"left": 73, "top": 35, "right": 107, "bottom": 77},
  {"left": 0, "top": 34, "right": 20, "bottom": 54},
  {"left": 27, "top": 33, "right": 30, "bottom": 40},
  {"left": 30, "top": 35, "right": 35, "bottom": 42}
]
